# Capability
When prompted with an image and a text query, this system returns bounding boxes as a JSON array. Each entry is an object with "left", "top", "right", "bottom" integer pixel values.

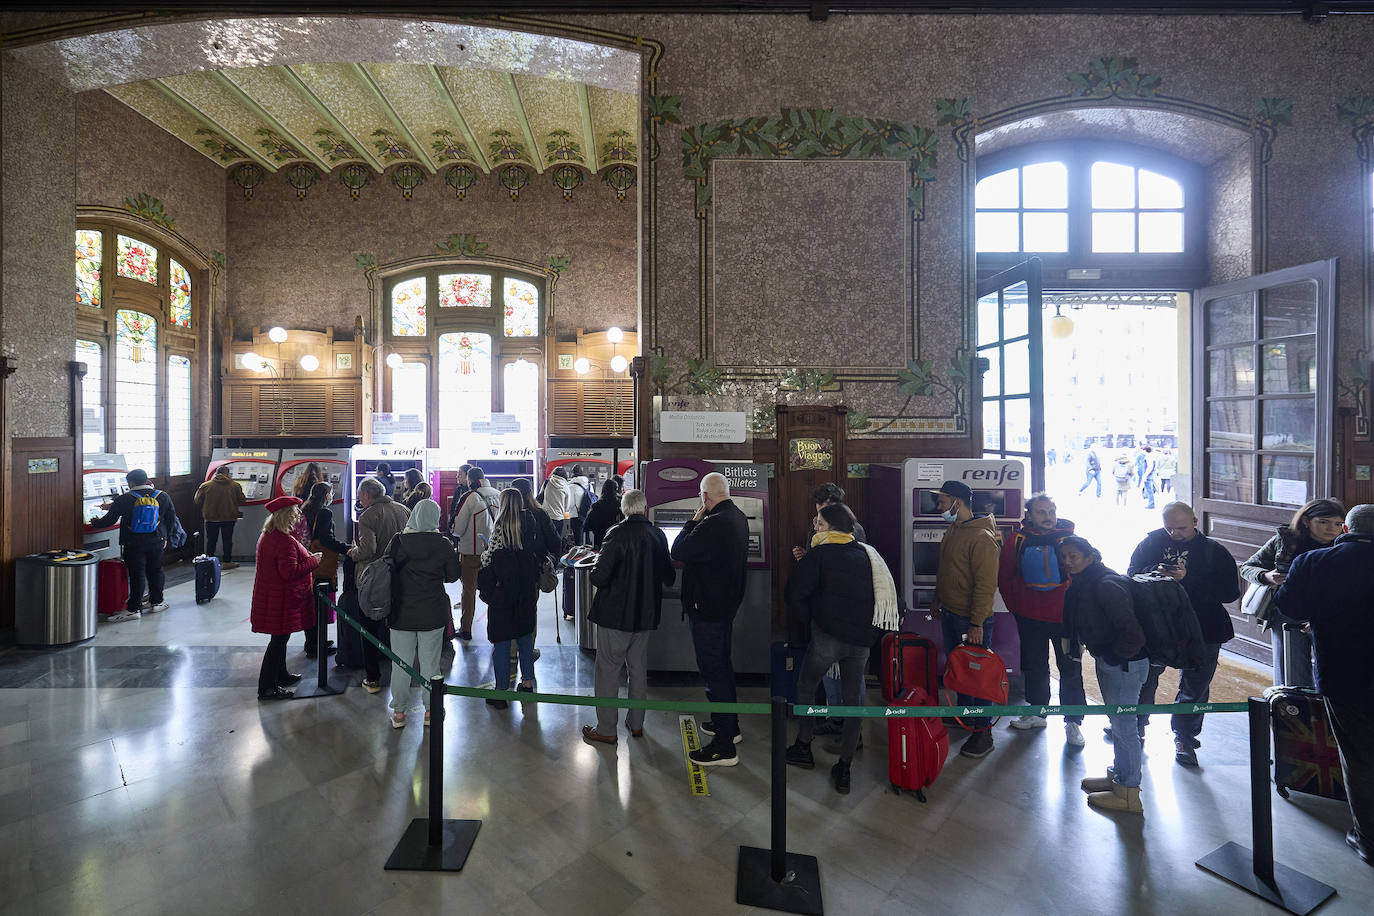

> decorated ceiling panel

[{"left": 104, "top": 60, "right": 638, "bottom": 197}]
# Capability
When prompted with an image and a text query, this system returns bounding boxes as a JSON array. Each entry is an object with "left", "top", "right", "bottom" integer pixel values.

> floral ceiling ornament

[
  {"left": 372, "top": 129, "right": 414, "bottom": 162},
  {"left": 602, "top": 129, "right": 637, "bottom": 162},
  {"left": 436, "top": 233, "right": 488, "bottom": 257},
  {"left": 602, "top": 164, "right": 637, "bottom": 202},
  {"left": 431, "top": 129, "right": 473, "bottom": 163},
  {"left": 499, "top": 164, "right": 530, "bottom": 200},
  {"left": 1066, "top": 57, "right": 1162, "bottom": 99},
  {"left": 338, "top": 163, "right": 371, "bottom": 200},
  {"left": 444, "top": 164, "right": 479, "bottom": 200},
  {"left": 283, "top": 163, "right": 319, "bottom": 199},
  {"left": 195, "top": 128, "right": 248, "bottom": 163},
  {"left": 488, "top": 130, "right": 527, "bottom": 162},
  {"left": 544, "top": 129, "right": 584, "bottom": 163},
  {"left": 122, "top": 192, "right": 175, "bottom": 229},
  {"left": 230, "top": 163, "right": 264, "bottom": 200},
  {"left": 550, "top": 163, "right": 584, "bottom": 201},
  {"left": 314, "top": 129, "right": 362, "bottom": 163},
  {"left": 390, "top": 163, "right": 425, "bottom": 200},
  {"left": 254, "top": 128, "right": 303, "bottom": 162}
]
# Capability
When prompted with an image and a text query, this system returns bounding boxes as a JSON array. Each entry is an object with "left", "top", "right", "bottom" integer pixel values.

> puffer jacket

[
  {"left": 935, "top": 514, "right": 1003, "bottom": 625},
  {"left": 541, "top": 474, "right": 574, "bottom": 524},
  {"left": 784, "top": 539, "right": 875, "bottom": 647},
  {"left": 353, "top": 496, "right": 410, "bottom": 574},
  {"left": 389, "top": 530, "right": 460, "bottom": 632},
  {"left": 250, "top": 528, "right": 321, "bottom": 635},
  {"left": 1062, "top": 561, "right": 1148, "bottom": 667},
  {"left": 589, "top": 514, "right": 675, "bottom": 632},
  {"left": 997, "top": 518, "right": 1075, "bottom": 623}
]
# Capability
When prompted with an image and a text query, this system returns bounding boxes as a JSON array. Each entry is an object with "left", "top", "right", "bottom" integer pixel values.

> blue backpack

[
  {"left": 129, "top": 490, "right": 161, "bottom": 535},
  {"left": 1017, "top": 533, "right": 1064, "bottom": 592}
]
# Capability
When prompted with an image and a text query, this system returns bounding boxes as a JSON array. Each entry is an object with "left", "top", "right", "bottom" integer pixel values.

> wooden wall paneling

[
  {"left": 1340, "top": 410, "right": 1374, "bottom": 507},
  {"left": 6, "top": 437, "right": 80, "bottom": 633}
]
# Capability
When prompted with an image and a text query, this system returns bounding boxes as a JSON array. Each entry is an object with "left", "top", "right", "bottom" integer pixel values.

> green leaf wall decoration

[
  {"left": 122, "top": 192, "right": 175, "bottom": 229},
  {"left": 546, "top": 255, "right": 571, "bottom": 274},
  {"left": 354, "top": 253, "right": 376, "bottom": 272},
  {"left": 935, "top": 98, "right": 973, "bottom": 128},
  {"left": 210, "top": 250, "right": 226, "bottom": 270},
  {"left": 436, "top": 234, "right": 488, "bottom": 257},
  {"left": 1255, "top": 98, "right": 1293, "bottom": 127},
  {"left": 1066, "top": 57, "right": 1162, "bottom": 99},
  {"left": 1336, "top": 96, "right": 1374, "bottom": 128}
]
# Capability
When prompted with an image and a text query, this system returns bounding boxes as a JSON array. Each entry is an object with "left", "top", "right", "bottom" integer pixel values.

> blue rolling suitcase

[{"left": 193, "top": 555, "right": 221, "bottom": 604}]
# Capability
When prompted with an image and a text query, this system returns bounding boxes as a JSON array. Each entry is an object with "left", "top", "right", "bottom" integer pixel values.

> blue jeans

[
  {"left": 493, "top": 634, "right": 536, "bottom": 690},
  {"left": 689, "top": 617, "right": 738, "bottom": 743},
  {"left": 1271, "top": 624, "right": 1316, "bottom": 689},
  {"left": 1142, "top": 476, "right": 1156, "bottom": 509},
  {"left": 1078, "top": 468, "right": 1101, "bottom": 497},
  {"left": 1137, "top": 643, "right": 1222, "bottom": 743},
  {"left": 941, "top": 611, "right": 996, "bottom": 728},
  {"left": 1098, "top": 657, "right": 1150, "bottom": 788},
  {"left": 1013, "top": 615, "right": 1085, "bottom": 723}
]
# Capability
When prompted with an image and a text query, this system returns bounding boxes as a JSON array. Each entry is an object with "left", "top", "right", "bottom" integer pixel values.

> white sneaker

[
  {"left": 1010, "top": 715, "right": 1048, "bottom": 730},
  {"left": 1065, "top": 722, "right": 1086, "bottom": 747},
  {"left": 146, "top": 602, "right": 170, "bottom": 614},
  {"left": 107, "top": 610, "right": 140, "bottom": 623}
]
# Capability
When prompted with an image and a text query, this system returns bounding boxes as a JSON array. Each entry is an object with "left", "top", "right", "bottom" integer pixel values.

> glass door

[{"left": 977, "top": 258, "right": 1045, "bottom": 492}]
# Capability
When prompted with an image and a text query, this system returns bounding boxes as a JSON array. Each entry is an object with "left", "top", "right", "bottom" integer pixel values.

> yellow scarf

[{"left": 811, "top": 530, "right": 855, "bottom": 548}]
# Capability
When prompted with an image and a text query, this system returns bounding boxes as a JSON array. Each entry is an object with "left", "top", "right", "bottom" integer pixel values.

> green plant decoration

[
  {"left": 210, "top": 250, "right": 226, "bottom": 271},
  {"left": 935, "top": 98, "right": 973, "bottom": 129},
  {"left": 1255, "top": 98, "right": 1294, "bottom": 128},
  {"left": 1066, "top": 57, "right": 1162, "bottom": 99},
  {"left": 122, "top": 192, "right": 175, "bottom": 229},
  {"left": 863, "top": 354, "right": 970, "bottom": 434},
  {"left": 780, "top": 368, "right": 838, "bottom": 393},
  {"left": 354, "top": 253, "right": 376, "bottom": 272},
  {"left": 750, "top": 405, "right": 778, "bottom": 436},
  {"left": 196, "top": 128, "right": 248, "bottom": 163},
  {"left": 431, "top": 129, "right": 473, "bottom": 162},
  {"left": 436, "top": 234, "right": 488, "bottom": 257},
  {"left": 488, "top": 130, "right": 527, "bottom": 162},
  {"left": 546, "top": 255, "right": 570, "bottom": 274},
  {"left": 1336, "top": 96, "right": 1374, "bottom": 129},
  {"left": 685, "top": 358, "right": 724, "bottom": 395},
  {"left": 315, "top": 129, "right": 361, "bottom": 163},
  {"left": 845, "top": 410, "right": 870, "bottom": 434},
  {"left": 544, "top": 129, "right": 583, "bottom": 162},
  {"left": 372, "top": 129, "right": 413, "bottom": 161},
  {"left": 650, "top": 355, "right": 674, "bottom": 392},
  {"left": 254, "top": 128, "right": 302, "bottom": 162},
  {"left": 646, "top": 94, "right": 683, "bottom": 160},
  {"left": 602, "top": 129, "right": 638, "bottom": 162}
]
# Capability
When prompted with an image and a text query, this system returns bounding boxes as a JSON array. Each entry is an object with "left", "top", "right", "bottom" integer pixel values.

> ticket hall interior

[{"left": 2, "top": 4, "right": 1374, "bottom": 914}]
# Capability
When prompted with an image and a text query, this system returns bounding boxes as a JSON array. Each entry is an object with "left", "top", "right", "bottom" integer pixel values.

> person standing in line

[
  {"left": 401, "top": 468, "right": 431, "bottom": 510},
  {"left": 292, "top": 462, "right": 323, "bottom": 499},
  {"left": 450, "top": 466, "right": 500, "bottom": 642},
  {"left": 194, "top": 466, "right": 245, "bottom": 570},
  {"left": 479, "top": 489, "right": 543, "bottom": 708},
  {"left": 568, "top": 464, "right": 595, "bottom": 545},
  {"left": 1078, "top": 449, "right": 1101, "bottom": 498},
  {"left": 671, "top": 471, "right": 751, "bottom": 767},
  {"left": 446, "top": 463, "right": 473, "bottom": 535},
  {"left": 348, "top": 478, "right": 411, "bottom": 694},
  {"left": 250, "top": 496, "right": 321, "bottom": 701},
  {"left": 998, "top": 494, "right": 1086, "bottom": 746},
  {"left": 1058, "top": 536, "right": 1150, "bottom": 814},
  {"left": 581, "top": 488, "right": 674, "bottom": 744},
  {"left": 932, "top": 479, "right": 1004, "bottom": 759},
  {"left": 584, "top": 476, "right": 625, "bottom": 548},
  {"left": 302, "top": 482, "right": 348, "bottom": 655},
  {"left": 373, "top": 462, "right": 395, "bottom": 499},
  {"left": 1275, "top": 504, "right": 1374, "bottom": 868},
  {"left": 88, "top": 468, "right": 180, "bottom": 621},
  {"left": 1240, "top": 497, "right": 1345, "bottom": 687},
  {"left": 1127, "top": 501, "right": 1241, "bottom": 767},
  {"left": 386, "top": 499, "right": 460, "bottom": 729}
]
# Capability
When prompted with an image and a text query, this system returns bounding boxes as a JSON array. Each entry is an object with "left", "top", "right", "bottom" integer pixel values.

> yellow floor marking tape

[{"left": 679, "top": 715, "right": 710, "bottom": 797}]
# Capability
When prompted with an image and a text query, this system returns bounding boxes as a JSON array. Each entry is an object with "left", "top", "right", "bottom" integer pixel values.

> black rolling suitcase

[
  {"left": 1267, "top": 624, "right": 1347, "bottom": 801},
  {"left": 193, "top": 555, "right": 221, "bottom": 603},
  {"left": 334, "top": 589, "right": 365, "bottom": 669}
]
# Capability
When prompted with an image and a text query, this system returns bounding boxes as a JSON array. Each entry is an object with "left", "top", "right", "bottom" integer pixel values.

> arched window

[
  {"left": 975, "top": 142, "right": 1204, "bottom": 282},
  {"left": 75, "top": 221, "right": 202, "bottom": 481},
  {"left": 383, "top": 265, "right": 545, "bottom": 453}
]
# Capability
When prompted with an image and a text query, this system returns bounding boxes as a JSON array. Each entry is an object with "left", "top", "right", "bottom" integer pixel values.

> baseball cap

[{"left": 935, "top": 480, "right": 973, "bottom": 506}]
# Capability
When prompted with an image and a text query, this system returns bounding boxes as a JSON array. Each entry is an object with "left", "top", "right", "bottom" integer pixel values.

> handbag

[
  {"left": 944, "top": 642, "right": 1009, "bottom": 731},
  {"left": 1241, "top": 580, "right": 1276, "bottom": 623},
  {"left": 538, "top": 555, "right": 558, "bottom": 593}
]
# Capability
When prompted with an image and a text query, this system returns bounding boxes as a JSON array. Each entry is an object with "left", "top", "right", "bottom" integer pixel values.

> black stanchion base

[
  {"left": 1196, "top": 842, "right": 1335, "bottom": 915},
  {"left": 736, "top": 846, "right": 823, "bottom": 915},
  {"left": 384, "top": 818, "right": 482, "bottom": 873},
  {"left": 288, "top": 679, "right": 347, "bottom": 700}
]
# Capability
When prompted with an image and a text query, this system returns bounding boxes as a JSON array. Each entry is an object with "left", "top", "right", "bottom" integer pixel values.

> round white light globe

[
  {"left": 242, "top": 352, "right": 265, "bottom": 372},
  {"left": 386, "top": 353, "right": 404, "bottom": 369},
  {"left": 607, "top": 326, "right": 624, "bottom": 344},
  {"left": 1048, "top": 314, "right": 1075, "bottom": 340},
  {"left": 268, "top": 326, "right": 288, "bottom": 343},
  {"left": 574, "top": 357, "right": 591, "bottom": 375},
  {"left": 610, "top": 354, "right": 628, "bottom": 373},
  {"left": 299, "top": 354, "right": 320, "bottom": 372}
]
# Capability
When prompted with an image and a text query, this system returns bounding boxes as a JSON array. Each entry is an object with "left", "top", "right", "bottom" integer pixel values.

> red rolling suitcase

[
  {"left": 881, "top": 632, "right": 938, "bottom": 702},
  {"left": 97, "top": 559, "right": 129, "bottom": 615},
  {"left": 888, "top": 686, "right": 948, "bottom": 801}
]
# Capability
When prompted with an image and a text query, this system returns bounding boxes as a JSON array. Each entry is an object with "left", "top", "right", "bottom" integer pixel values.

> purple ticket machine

[
  {"left": 642, "top": 457, "right": 771, "bottom": 674},
  {"left": 870, "top": 457, "right": 1025, "bottom": 676}
]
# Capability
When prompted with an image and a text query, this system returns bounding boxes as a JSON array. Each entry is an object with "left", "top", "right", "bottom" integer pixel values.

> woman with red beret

[{"left": 252, "top": 496, "right": 321, "bottom": 701}]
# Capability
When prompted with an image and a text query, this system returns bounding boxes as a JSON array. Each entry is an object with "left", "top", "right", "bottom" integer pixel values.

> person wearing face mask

[
  {"left": 1241, "top": 498, "right": 1345, "bottom": 688},
  {"left": 931, "top": 480, "right": 1004, "bottom": 760}
]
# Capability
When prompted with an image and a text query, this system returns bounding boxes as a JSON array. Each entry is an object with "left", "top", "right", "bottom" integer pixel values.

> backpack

[
  {"left": 1016, "top": 533, "right": 1063, "bottom": 592},
  {"left": 129, "top": 490, "right": 161, "bottom": 535},
  {"left": 1118, "top": 573, "right": 1207, "bottom": 669},
  {"left": 356, "top": 549, "right": 397, "bottom": 621}
]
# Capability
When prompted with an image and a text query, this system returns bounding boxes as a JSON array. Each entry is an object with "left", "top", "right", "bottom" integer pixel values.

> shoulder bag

[{"left": 1240, "top": 579, "right": 1276, "bottom": 624}]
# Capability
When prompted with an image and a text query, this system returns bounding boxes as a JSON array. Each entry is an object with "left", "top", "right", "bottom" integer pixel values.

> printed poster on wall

[{"left": 788, "top": 437, "right": 833, "bottom": 471}]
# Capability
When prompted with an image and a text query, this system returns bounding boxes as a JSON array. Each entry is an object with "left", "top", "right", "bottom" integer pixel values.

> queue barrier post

[
  {"left": 735, "top": 696, "right": 824, "bottom": 915},
  {"left": 385, "top": 675, "right": 483, "bottom": 872},
  {"left": 289, "top": 583, "right": 348, "bottom": 700},
  {"left": 1195, "top": 696, "right": 1335, "bottom": 914}
]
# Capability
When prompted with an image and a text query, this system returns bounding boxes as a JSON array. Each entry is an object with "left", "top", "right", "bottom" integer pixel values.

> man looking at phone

[{"left": 1127, "top": 501, "right": 1241, "bottom": 767}]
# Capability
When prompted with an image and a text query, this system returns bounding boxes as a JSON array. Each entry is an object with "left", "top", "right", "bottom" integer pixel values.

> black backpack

[{"left": 1117, "top": 573, "right": 1207, "bottom": 669}]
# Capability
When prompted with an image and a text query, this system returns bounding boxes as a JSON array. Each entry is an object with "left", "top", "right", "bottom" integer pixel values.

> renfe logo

[{"left": 962, "top": 463, "right": 1022, "bottom": 485}]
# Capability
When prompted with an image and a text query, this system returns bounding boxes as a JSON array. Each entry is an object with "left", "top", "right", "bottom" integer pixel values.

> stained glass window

[
  {"left": 391, "top": 277, "right": 427, "bottom": 336},
  {"left": 438, "top": 332, "right": 491, "bottom": 452},
  {"left": 116, "top": 235, "right": 158, "bottom": 285},
  {"left": 115, "top": 310, "right": 158, "bottom": 473},
  {"left": 76, "top": 230, "right": 102, "bottom": 308},
  {"left": 503, "top": 278, "right": 539, "bottom": 337},
  {"left": 438, "top": 273, "right": 492, "bottom": 309},
  {"left": 168, "top": 355, "right": 192, "bottom": 476},
  {"left": 168, "top": 260, "right": 192, "bottom": 328},
  {"left": 76, "top": 339, "right": 104, "bottom": 454},
  {"left": 503, "top": 359, "right": 540, "bottom": 452}
]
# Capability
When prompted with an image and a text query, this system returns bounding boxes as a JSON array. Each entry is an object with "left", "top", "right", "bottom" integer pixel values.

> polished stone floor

[{"left": 1, "top": 565, "right": 1371, "bottom": 915}]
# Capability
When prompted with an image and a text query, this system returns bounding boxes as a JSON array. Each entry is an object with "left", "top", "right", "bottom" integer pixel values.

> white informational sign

[
  {"left": 1268, "top": 477, "right": 1309, "bottom": 506},
  {"left": 371, "top": 412, "right": 424, "bottom": 444},
  {"left": 661, "top": 410, "right": 747, "bottom": 443},
  {"left": 471, "top": 413, "right": 520, "bottom": 434},
  {"left": 915, "top": 462, "right": 944, "bottom": 482}
]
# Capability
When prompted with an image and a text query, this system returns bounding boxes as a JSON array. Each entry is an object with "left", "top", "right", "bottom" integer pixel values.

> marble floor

[{"left": 1, "top": 565, "right": 1371, "bottom": 915}]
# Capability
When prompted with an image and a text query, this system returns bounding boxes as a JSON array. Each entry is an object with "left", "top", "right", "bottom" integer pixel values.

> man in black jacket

[
  {"left": 1275, "top": 504, "right": 1374, "bottom": 867},
  {"left": 1127, "top": 501, "right": 1241, "bottom": 767},
  {"left": 671, "top": 471, "right": 750, "bottom": 766},
  {"left": 88, "top": 468, "right": 180, "bottom": 621},
  {"left": 582, "top": 489, "right": 675, "bottom": 745}
]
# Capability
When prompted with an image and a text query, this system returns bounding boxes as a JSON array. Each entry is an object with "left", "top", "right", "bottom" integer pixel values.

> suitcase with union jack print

[{"left": 1268, "top": 687, "right": 1347, "bottom": 802}]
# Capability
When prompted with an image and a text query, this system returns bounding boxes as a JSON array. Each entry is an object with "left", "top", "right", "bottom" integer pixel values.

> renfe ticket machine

[
  {"left": 206, "top": 448, "right": 282, "bottom": 560},
  {"left": 276, "top": 448, "right": 350, "bottom": 541},
  {"left": 643, "top": 458, "right": 771, "bottom": 674},
  {"left": 82, "top": 452, "right": 127, "bottom": 561},
  {"left": 350, "top": 446, "right": 425, "bottom": 522},
  {"left": 869, "top": 457, "right": 1026, "bottom": 673}
]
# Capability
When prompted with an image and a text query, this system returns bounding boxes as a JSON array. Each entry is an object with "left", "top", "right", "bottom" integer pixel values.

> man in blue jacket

[
  {"left": 88, "top": 468, "right": 180, "bottom": 621},
  {"left": 1276, "top": 504, "right": 1374, "bottom": 867}
]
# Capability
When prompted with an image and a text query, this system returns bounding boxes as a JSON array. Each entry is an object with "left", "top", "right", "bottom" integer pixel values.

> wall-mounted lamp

[
  {"left": 242, "top": 351, "right": 265, "bottom": 372},
  {"left": 268, "top": 327, "right": 288, "bottom": 344},
  {"left": 574, "top": 357, "right": 591, "bottom": 375},
  {"left": 299, "top": 355, "right": 320, "bottom": 372},
  {"left": 607, "top": 327, "right": 624, "bottom": 344},
  {"left": 386, "top": 353, "right": 404, "bottom": 369},
  {"left": 610, "top": 355, "right": 628, "bottom": 373}
]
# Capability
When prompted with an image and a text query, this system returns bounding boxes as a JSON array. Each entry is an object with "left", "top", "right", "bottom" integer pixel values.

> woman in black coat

[
  {"left": 584, "top": 477, "right": 625, "bottom": 547},
  {"left": 478, "top": 489, "right": 543, "bottom": 708},
  {"left": 301, "top": 482, "right": 349, "bottom": 658}
]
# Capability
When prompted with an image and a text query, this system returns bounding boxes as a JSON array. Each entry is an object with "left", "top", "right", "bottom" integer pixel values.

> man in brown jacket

[
  {"left": 347, "top": 478, "right": 411, "bottom": 693},
  {"left": 194, "top": 468, "right": 246, "bottom": 569},
  {"left": 933, "top": 479, "right": 1004, "bottom": 759}
]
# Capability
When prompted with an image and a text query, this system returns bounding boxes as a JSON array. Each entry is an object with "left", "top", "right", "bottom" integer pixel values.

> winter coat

[
  {"left": 584, "top": 496, "right": 624, "bottom": 547},
  {"left": 389, "top": 531, "right": 460, "bottom": 632},
  {"left": 998, "top": 519, "right": 1075, "bottom": 623},
  {"left": 450, "top": 484, "right": 500, "bottom": 557},
  {"left": 305, "top": 506, "right": 348, "bottom": 595},
  {"left": 1240, "top": 525, "right": 1326, "bottom": 631},
  {"left": 935, "top": 514, "right": 1003, "bottom": 625},
  {"left": 353, "top": 496, "right": 410, "bottom": 574},
  {"left": 402, "top": 483, "right": 432, "bottom": 511},
  {"left": 589, "top": 514, "right": 675, "bottom": 632},
  {"left": 670, "top": 499, "right": 751, "bottom": 622},
  {"left": 251, "top": 528, "right": 321, "bottom": 636},
  {"left": 478, "top": 510, "right": 543, "bottom": 642},
  {"left": 540, "top": 474, "right": 574, "bottom": 524},
  {"left": 1127, "top": 528, "right": 1240, "bottom": 644},
  {"left": 194, "top": 475, "right": 245, "bottom": 522},
  {"left": 784, "top": 540, "right": 875, "bottom": 647},
  {"left": 1275, "top": 533, "right": 1374, "bottom": 703},
  {"left": 1062, "top": 561, "right": 1148, "bottom": 668}
]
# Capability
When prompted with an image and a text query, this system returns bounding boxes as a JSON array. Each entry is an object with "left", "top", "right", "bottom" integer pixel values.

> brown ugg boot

[{"left": 1087, "top": 782, "right": 1143, "bottom": 814}]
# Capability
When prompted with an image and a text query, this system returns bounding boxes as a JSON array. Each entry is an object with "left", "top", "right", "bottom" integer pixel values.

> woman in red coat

[{"left": 252, "top": 496, "right": 321, "bottom": 701}]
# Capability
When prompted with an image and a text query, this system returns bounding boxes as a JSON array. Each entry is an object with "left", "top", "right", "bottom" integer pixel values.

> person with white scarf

[{"left": 782, "top": 504, "right": 897, "bottom": 795}]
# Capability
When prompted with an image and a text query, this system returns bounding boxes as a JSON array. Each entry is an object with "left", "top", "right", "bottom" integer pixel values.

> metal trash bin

[
  {"left": 572, "top": 554, "right": 599, "bottom": 651},
  {"left": 14, "top": 549, "right": 99, "bottom": 646}
]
